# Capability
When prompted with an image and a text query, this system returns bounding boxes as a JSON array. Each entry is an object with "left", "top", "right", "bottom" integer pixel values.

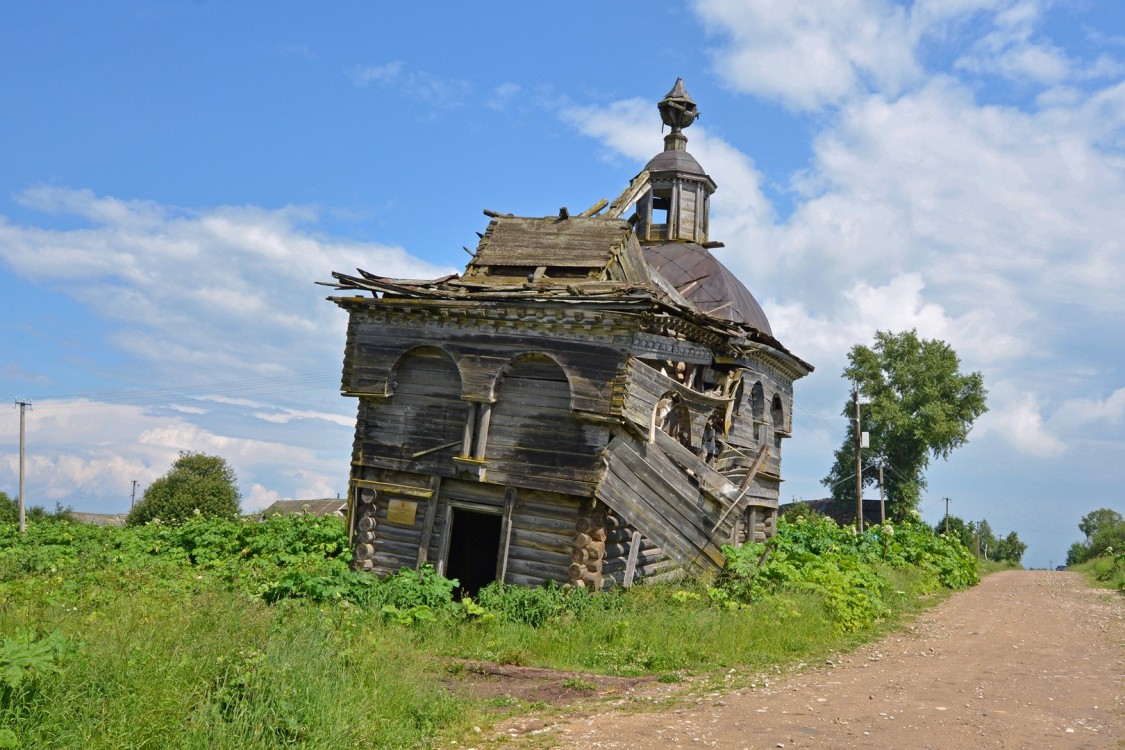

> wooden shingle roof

[{"left": 467, "top": 215, "right": 633, "bottom": 272}]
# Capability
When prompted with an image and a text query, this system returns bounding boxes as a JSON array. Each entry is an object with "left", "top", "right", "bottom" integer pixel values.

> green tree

[
  {"left": 934, "top": 515, "right": 974, "bottom": 551},
  {"left": 823, "top": 330, "right": 988, "bottom": 519},
  {"left": 1078, "top": 508, "right": 1124, "bottom": 541},
  {"left": 127, "top": 452, "right": 241, "bottom": 526},
  {"left": 993, "top": 531, "right": 1027, "bottom": 564},
  {"left": 976, "top": 519, "right": 997, "bottom": 559},
  {"left": 0, "top": 489, "right": 72, "bottom": 524},
  {"left": 1068, "top": 508, "right": 1125, "bottom": 565}
]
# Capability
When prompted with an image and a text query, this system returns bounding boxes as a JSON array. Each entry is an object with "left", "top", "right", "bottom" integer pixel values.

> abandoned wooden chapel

[{"left": 323, "top": 80, "right": 812, "bottom": 595}]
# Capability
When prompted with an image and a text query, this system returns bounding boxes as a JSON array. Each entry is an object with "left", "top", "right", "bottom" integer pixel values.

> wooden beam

[
  {"left": 606, "top": 170, "right": 650, "bottom": 219},
  {"left": 495, "top": 487, "right": 518, "bottom": 583},
  {"left": 579, "top": 198, "right": 609, "bottom": 217},
  {"left": 623, "top": 529, "right": 642, "bottom": 587},
  {"left": 415, "top": 474, "right": 443, "bottom": 570}
]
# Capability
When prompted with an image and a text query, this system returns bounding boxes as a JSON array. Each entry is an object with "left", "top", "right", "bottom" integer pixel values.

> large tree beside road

[{"left": 823, "top": 330, "right": 988, "bottom": 520}]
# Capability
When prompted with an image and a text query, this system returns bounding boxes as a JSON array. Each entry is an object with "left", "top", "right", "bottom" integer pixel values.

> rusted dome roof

[
  {"left": 644, "top": 147, "right": 707, "bottom": 177},
  {"left": 643, "top": 242, "right": 772, "bottom": 335}
]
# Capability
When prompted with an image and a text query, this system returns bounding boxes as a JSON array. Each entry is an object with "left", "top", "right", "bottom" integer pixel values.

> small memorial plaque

[{"left": 386, "top": 499, "right": 418, "bottom": 526}]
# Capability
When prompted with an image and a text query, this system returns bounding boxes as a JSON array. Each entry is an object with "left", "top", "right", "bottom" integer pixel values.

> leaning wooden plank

[
  {"left": 622, "top": 529, "right": 643, "bottom": 587},
  {"left": 495, "top": 487, "right": 517, "bottom": 582},
  {"left": 415, "top": 476, "right": 442, "bottom": 569}
]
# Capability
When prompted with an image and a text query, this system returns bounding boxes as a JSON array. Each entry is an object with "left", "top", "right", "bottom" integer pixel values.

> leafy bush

[
  {"left": 718, "top": 516, "right": 977, "bottom": 631},
  {"left": 127, "top": 452, "right": 241, "bottom": 526},
  {"left": 476, "top": 580, "right": 610, "bottom": 627}
]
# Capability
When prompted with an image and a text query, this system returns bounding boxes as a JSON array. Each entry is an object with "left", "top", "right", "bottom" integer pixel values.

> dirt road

[{"left": 501, "top": 571, "right": 1123, "bottom": 749}]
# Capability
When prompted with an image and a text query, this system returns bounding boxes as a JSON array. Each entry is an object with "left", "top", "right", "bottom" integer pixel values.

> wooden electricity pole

[
  {"left": 853, "top": 383, "right": 863, "bottom": 532},
  {"left": 16, "top": 400, "right": 31, "bottom": 534}
]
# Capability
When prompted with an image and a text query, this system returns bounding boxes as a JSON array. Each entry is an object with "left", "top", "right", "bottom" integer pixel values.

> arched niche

[
  {"left": 364, "top": 346, "right": 468, "bottom": 468},
  {"left": 486, "top": 353, "right": 592, "bottom": 481}
]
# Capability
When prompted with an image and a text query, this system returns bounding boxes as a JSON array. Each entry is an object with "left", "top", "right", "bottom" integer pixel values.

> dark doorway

[{"left": 444, "top": 507, "right": 502, "bottom": 599}]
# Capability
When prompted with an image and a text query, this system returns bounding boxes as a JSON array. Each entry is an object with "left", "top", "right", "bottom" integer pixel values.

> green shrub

[
  {"left": 127, "top": 452, "right": 241, "bottom": 526},
  {"left": 717, "top": 516, "right": 977, "bottom": 631}
]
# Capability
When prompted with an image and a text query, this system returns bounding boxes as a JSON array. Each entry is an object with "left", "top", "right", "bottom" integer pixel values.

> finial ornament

[{"left": 658, "top": 78, "right": 698, "bottom": 133}]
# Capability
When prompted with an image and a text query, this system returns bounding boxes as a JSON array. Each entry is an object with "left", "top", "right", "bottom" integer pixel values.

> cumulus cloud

[
  {"left": 558, "top": 1, "right": 1125, "bottom": 470},
  {"left": 973, "top": 383, "right": 1065, "bottom": 456},
  {"left": 0, "top": 190, "right": 451, "bottom": 509},
  {"left": 1050, "top": 388, "right": 1125, "bottom": 432},
  {"left": 0, "top": 188, "right": 453, "bottom": 392},
  {"left": 0, "top": 398, "right": 348, "bottom": 511},
  {"left": 694, "top": 0, "right": 920, "bottom": 110}
]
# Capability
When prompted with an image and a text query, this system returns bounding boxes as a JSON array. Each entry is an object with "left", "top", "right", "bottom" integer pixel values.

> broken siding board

[
  {"left": 596, "top": 458, "right": 722, "bottom": 574},
  {"left": 608, "top": 443, "right": 721, "bottom": 541}
]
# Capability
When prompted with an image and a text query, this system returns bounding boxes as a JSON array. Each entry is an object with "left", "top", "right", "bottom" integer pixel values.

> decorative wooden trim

[
  {"left": 629, "top": 332, "right": 714, "bottom": 364},
  {"left": 351, "top": 479, "right": 434, "bottom": 499}
]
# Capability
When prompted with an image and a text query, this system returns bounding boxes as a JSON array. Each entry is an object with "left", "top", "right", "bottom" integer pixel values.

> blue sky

[{"left": 2, "top": 1, "right": 1123, "bottom": 569}]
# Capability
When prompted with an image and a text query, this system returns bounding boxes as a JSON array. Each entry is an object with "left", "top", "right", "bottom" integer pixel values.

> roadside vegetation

[
  {"left": 0, "top": 508, "right": 978, "bottom": 748},
  {"left": 1066, "top": 508, "right": 1125, "bottom": 592}
]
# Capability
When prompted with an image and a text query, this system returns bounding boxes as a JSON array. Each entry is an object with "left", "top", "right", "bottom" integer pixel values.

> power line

[{"left": 15, "top": 371, "right": 341, "bottom": 411}]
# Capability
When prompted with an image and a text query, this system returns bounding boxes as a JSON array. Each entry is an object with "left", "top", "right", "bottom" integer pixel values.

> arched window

[
  {"left": 771, "top": 394, "right": 785, "bottom": 431},
  {"left": 750, "top": 381, "right": 765, "bottom": 420}
]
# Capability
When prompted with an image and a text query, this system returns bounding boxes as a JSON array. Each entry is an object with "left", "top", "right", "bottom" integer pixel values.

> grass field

[{"left": 0, "top": 513, "right": 978, "bottom": 748}]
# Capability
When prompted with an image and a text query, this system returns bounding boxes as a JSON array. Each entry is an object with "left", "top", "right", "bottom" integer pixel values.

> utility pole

[
  {"left": 853, "top": 382, "right": 863, "bottom": 532},
  {"left": 16, "top": 400, "right": 31, "bottom": 534},
  {"left": 877, "top": 461, "right": 885, "bottom": 525},
  {"left": 130, "top": 480, "right": 139, "bottom": 510},
  {"left": 944, "top": 497, "right": 951, "bottom": 534}
]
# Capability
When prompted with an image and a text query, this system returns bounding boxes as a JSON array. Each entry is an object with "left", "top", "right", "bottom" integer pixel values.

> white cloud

[
  {"left": 1050, "top": 388, "right": 1125, "bottom": 432},
  {"left": 0, "top": 191, "right": 447, "bottom": 510},
  {"left": 974, "top": 383, "right": 1065, "bottom": 456},
  {"left": 0, "top": 398, "right": 348, "bottom": 512},
  {"left": 246, "top": 484, "right": 281, "bottom": 512},
  {"left": 0, "top": 188, "right": 453, "bottom": 392},
  {"left": 491, "top": 82, "right": 522, "bottom": 110},
  {"left": 694, "top": 0, "right": 920, "bottom": 110}
]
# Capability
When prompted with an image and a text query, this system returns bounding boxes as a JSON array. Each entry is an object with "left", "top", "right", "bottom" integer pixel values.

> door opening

[{"left": 444, "top": 507, "right": 502, "bottom": 599}]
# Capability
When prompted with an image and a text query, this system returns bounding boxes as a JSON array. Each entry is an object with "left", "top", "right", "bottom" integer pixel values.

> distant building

[
  {"left": 258, "top": 499, "right": 347, "bottom": 521},
  {"left": 323, "top": 81, "right": 812, "bottom": 593},
  {"left": 69, "top": 512, "right": 129, "bottom": 527}
]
